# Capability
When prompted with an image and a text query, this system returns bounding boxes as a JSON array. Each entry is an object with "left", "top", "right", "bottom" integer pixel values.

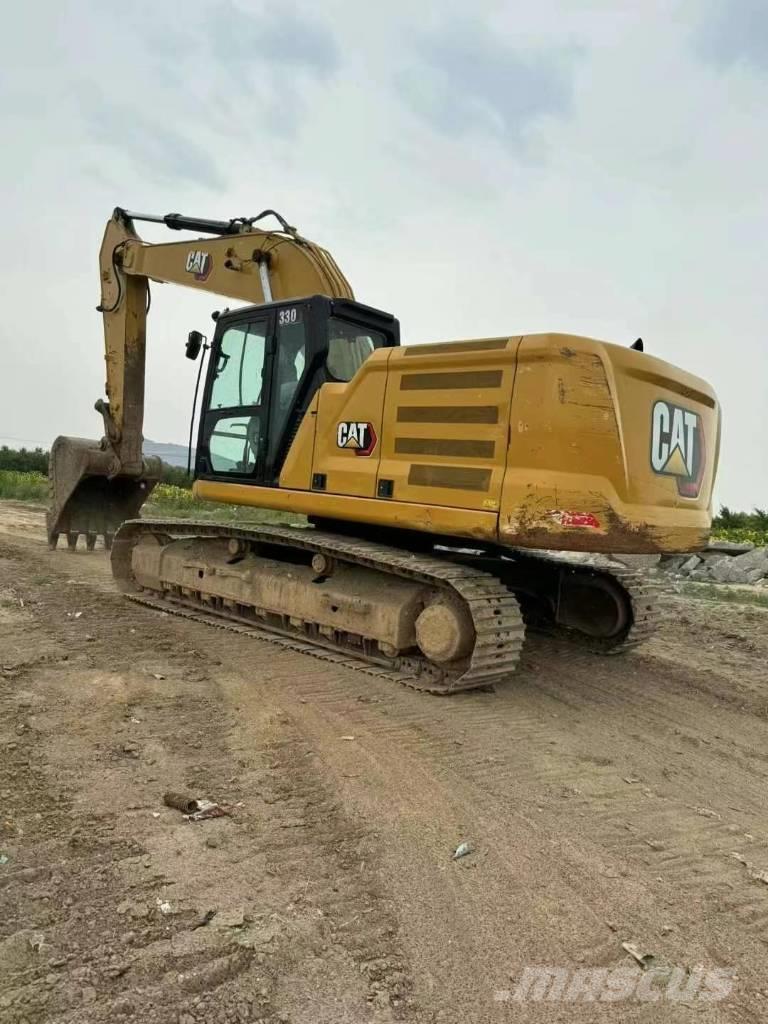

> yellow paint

[
  {"left": 93, "top": 209, "right": 721, "bottom": 557},
  {"left": 307, "top": 349, "right": 393, "bottom": 497},
  {"left": 96, "top": 207, "right": 352, "bottom": 474},
  {"left": 279, "top": 392, "right": 319, "bottom": 490},
  {"left": 374, "top": 339, "right": 522, "bottom": 511},
  {"left": 194, "top": 479, "right": 499, "bottom": 541},
  {"left": 269, "top": 332, "right": 718, "bottom": 553},
  {"left": 498, "top": 334, "right": 719, "bottom": 551}
]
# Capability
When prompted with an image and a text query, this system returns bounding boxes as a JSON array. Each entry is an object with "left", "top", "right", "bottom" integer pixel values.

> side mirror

[{"left": 186, "top": 330, "right": 205, "bottom": 360}]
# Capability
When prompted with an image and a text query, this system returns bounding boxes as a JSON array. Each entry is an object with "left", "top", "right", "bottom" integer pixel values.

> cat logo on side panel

[{"left": 337, "top": 422, "right": 377, "bottom": 457}]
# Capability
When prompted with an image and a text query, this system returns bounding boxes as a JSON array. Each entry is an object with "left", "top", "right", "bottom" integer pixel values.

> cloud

[
  {"left": 397, "top": 23, "right": 576, "bottom": 146},
  {"left": 72, "top": 2, "right": 344, "bottom": 180},
  {"left": 1, "top": 0, "right": 766, "bottom": 509},
  {"left": 207, "top": 1, "right": 340, "bottom": 78},
  {"left": 202, "top": 1, "right": 341, "bottom": 138},
  {"left": 82, "top": 99, "right": 227, "bottom": 191},
  {"left": 695, "top": 0, "right": 768, "bottom": 72}
]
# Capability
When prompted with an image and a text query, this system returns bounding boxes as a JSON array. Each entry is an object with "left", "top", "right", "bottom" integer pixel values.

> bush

[
  {"left": 158, "top": 465, "right": 194, "bottom": 489},
  {"left": 0, "top": 470, "right": 48, "bottom": 502},
  {"left": 711, "top": 506, "right": 768, "bottom": 546},
  {"left": 711, "top": 525, "right": 768, "bottom": 546}
]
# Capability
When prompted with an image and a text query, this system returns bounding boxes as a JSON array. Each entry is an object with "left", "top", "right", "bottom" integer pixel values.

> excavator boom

[{"left": 47, "top": 207, "right": 352, "bottom": 548}]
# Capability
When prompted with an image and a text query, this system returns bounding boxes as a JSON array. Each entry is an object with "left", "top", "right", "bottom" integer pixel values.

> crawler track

[
  {"left": 112, "top": 519, "right": 526, "bottom": 694},
  {"left": 507, "top": 550, "right": 661, "bottom": 653}
]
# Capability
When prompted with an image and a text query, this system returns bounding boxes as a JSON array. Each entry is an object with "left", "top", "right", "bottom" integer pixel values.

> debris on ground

[
  {"left": 452, "top": 841, "right": 474, "bottom": 861},
  {"left": 731, "top": 851, "right": 768, "bottom": 885},
  {"left": 186, "top": 799, "right": 232, "bottom": 822},
  {"left": 163, "top": 791, "right": 198, "bottom": 814},
  {"left": 621, "top": 941, "right": 655, "bottom": 968},
  {"left": 192, "top": 910, "right": 217, "bottom": 930},
  {"left": 163, "top": 791, "right": 233, "bottom": 821}
]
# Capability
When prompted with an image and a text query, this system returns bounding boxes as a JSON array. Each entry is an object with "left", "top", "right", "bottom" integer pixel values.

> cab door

[
  {"left": 197, "top": 302, "right": 316, "bottom": 485},
  {"left": 197, "top": 313, "right": 274, "bottom": 483}
]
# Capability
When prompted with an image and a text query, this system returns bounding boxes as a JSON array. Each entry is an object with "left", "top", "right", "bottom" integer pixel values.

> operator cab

[{"left": 191, "top": 295, "right": 399, "bottom": 486}]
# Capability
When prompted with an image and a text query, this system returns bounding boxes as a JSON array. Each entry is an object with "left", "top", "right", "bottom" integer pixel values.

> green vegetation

[
  {"left": 0, "top": 470, "right": 48, "bottom": 501},
  {"left": 0, "top": 470, "right": 303, "bottom": 527},
  {"left": 143, "top": 483, "right": 304, "bottom": 526},
  {"left": 0, "top": 446, "right": 48, "bottom": 475},
  {"left": 679, "top": 582, "right": 768, "bottom": 609},
  {"left": 711, "top": 507, "right": 768, "bottom": 547}
]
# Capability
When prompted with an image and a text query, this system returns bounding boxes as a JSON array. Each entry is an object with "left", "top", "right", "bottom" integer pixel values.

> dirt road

[{"left": 1, "top": 501, "right": 767, "bottom": 1023}]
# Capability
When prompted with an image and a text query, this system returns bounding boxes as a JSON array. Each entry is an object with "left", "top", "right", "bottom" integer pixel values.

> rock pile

[{"left": 659, "top": 542, "right": 768, "bottom": 586}]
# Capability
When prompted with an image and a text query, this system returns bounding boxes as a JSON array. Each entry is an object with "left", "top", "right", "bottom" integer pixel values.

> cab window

[
  {"left": 210, "top": 321, "right": 266, "bottom": 408},
  {"left": 206, "top": 318, "right": 267, "bottom": 474},
  {"left": 326, "top": 318, "right": 385, "bottom": 382},
  {"left": 268, "top": 317, "right": 307, "bottom": 463}
]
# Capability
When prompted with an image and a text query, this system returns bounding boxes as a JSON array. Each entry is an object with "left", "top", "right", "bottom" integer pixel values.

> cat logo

[
  {"left": 650, "top": 400, "right": 705, "bottom": 498},
  {"left": 185, "top": 249, "right": 212, "bottom": 281},
  {"left": 337, "top": 421, "right": 377, "bottom": 457}
]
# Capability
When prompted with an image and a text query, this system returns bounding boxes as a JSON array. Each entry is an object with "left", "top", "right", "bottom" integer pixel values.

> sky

[{"left": 1, "top": 0, "right": 766, "bottom": 509}]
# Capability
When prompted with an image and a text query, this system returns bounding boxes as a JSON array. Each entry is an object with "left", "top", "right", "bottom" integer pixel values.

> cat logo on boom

[
  {"left": 337, "top": 421, "right": 377, "bottom": 457},
  {"left": 185, "top": 250, "right": 212, "bottom": 282},
  {"left": 650, "top": 400, "right": 705, "bottom": 498}
]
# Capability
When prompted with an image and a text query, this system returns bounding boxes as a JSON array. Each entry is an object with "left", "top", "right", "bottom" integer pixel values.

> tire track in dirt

[
  {"left": 3, "top": 516, "right": 768, "bottom": 1020},
  {"left": 0, "top": 535, "right": 418, "bottom": 1023},
  {"left": 287, "top": 639, "right": 768, "bottom": 952}
]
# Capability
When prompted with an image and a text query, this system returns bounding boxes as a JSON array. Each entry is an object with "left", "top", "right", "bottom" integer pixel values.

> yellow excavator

[{"left": 48, "top": 207, "right": 720, "bottom": 693}]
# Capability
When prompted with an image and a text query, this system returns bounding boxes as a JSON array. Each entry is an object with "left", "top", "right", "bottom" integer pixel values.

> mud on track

[{"left": 1, "top": 501, "right": 768, "bottom": 1023}]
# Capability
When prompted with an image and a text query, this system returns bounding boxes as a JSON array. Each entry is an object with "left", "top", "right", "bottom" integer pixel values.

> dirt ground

[{"left": 1, "top": 501, "right": 767, "bottom": 1024}]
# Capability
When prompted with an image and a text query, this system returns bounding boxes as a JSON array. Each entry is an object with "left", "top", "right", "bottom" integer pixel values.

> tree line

[
  {"left": 713, "top": 507, "right": 768, "bottom": 531},
  {"left": 0, "top": 446, "right": 193, "bottom": 488}
]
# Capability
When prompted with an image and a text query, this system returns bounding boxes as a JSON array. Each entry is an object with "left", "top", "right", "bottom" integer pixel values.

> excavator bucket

[{"left": 47, "top": 436, "right": 162, "bottom": 551}]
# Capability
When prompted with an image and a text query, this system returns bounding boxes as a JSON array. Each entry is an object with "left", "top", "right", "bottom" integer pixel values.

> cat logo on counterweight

[{"left": 650, "top": 400, "right": 704, "bottom": 498}]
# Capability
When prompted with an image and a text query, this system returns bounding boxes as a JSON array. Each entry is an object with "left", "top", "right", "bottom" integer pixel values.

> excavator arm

[{"left": 47, "top": 207, "right": 353, "bottom": 549}]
